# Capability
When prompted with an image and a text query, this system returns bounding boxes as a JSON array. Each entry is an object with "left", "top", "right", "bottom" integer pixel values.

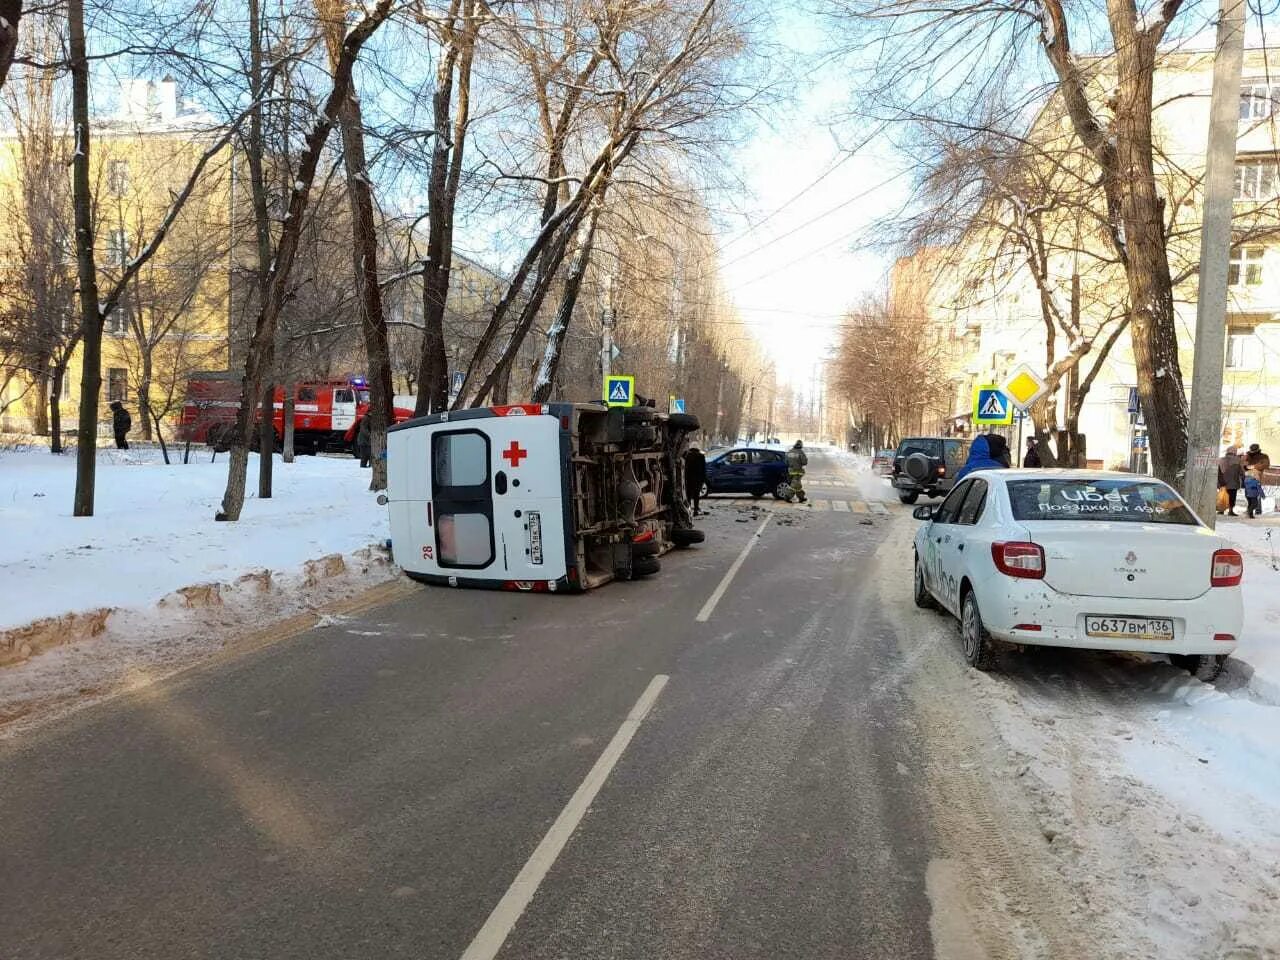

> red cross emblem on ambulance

[{"left": 502, "top": 441, "right": 528, "bottom": 467}]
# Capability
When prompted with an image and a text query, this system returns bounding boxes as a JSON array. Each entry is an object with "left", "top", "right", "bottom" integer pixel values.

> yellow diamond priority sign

[{"left": 1003, "top": 364, "right": 1048, "bottom": 411}]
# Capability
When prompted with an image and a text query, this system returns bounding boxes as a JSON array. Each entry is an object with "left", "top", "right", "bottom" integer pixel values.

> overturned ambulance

[{"left": 384, "top": 401, "right": 705, "bottom": 591}]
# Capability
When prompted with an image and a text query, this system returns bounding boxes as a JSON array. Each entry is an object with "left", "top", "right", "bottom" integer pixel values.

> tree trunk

[
  {"left": 317, "top": 0, "right": 393, "bottom": 490},
  {"left": 0, "top": 0, "right": 20, "bottom": 91},
  {"left": 258, "top": 375, "right": 274, "bottom": 498},
  {"left": 32, "top": 368, "right": 49, "bottom": 435},
  {"left": 1110, "top": 19, "right": 1186, "bottom": 482},
  {"left": 69, "top": 0, "right": 104, "bottom": 517},
  {"left": 532, "top": 205, "right": 602, "bottom": 403},
  {"left": 49, "top": 364, "right": 64, "bottom": 453},
  {"left": 414, "top": 0, "right": 478, "bottom": 417},
  {"left": 138, "top": 349, "right": 154, "bottom": 441},
  {"left": 152, "top": 407, "right": 170, "bottom": 464},
  {"left": 283, "top": 389, "right": 295, "bottom": 462}
]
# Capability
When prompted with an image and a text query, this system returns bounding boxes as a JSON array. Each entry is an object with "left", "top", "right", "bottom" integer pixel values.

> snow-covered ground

[
  {"left": 0, "top": 446, "right": 398, "bottom": 729},
  {"left": 0, "top": 445, "right": 389, "bottom": 630},
  {"left": 1215, "top": 516, "right": 1280, "bottom": 704}
]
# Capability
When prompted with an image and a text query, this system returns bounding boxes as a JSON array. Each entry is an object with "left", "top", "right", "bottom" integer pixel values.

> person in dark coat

[
  {"left": 1022, "top": 437, "right": 1041, "bottom": 468},
  {"left": 986, "top": 433, "right": 1012, "bottom": 468},
  {"left": 1245, "top": 443, "right": 1271, "bottom": 473},
  {"left": 355, "top": 414, "right": 372, "bottom": 468},
  {"left": 954, "top": 434, "right": 1007, "bottom": 482},
  {"left": 1218, "top": 446, "right": 1245, "bottom": 516},
  {"left": 109, "top": 401, "right": 131, "bottom": 450},
  {"left": 684, "top": 446, "right": 708, "bottom": 515}
]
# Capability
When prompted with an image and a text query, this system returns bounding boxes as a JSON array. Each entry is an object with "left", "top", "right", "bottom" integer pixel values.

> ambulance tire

[
  {"left": 630, "top": 555, "right": 661, "bottom": 578},
  {"left": 671, "top": 527, "right": 705, "bottom": 547},
  {"left": 667, "top": 412, "right": 700, "bottom": 432},
  {"left": 623, "top": 407, "right": 656, "bottom": 424},
  {"left": 632, "top": 539, "right": 662, "bottom": 558}
]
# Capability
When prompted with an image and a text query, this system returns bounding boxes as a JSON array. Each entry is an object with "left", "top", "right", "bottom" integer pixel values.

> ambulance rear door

[{"left": 428, "top": 410, "right": 567, "bottom": 584}]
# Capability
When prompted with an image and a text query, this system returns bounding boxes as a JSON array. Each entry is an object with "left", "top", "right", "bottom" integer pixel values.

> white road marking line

[
  {"left": 812, "top": 499, "right": 831, "bottom": 510},
  {"left": 695, "top": 512, "right": 772, "bottom": 622},
  {"left": 831, "top": 499, "right": 850, "bottom": 512},
  {"left": 849, "top": 500, "right": 867, "bottom": 513},
  {"left": 868, "top": 501, "right": 890, "bottom": 515},
  {"left": 458, "top": 674, "right": 670, "bottom": 960}
]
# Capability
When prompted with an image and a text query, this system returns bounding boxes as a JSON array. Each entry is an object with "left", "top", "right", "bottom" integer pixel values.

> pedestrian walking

[
  {"left": 355, "top": 414, "right": 372, "bottom": 468},
  {"left": 954, "top": 434, "right": 1007, "bottom": 482},
  {"left": 785, "top": 440, "right": 808, "bottom": 503},
  {"left": 1244, "top": 467, "right": 1265, "bottom": 519},
  {"left": 1245, "top": 442, "right": 1271, "bottom": 473},
  {"left": 684, "top": 445, "right": 707, "bottom": 515},
  {"left": 1022, "top": 437, "right": 1041, "bottom": 468},
  {"left": 1218, "top": 446, "right": 1245, "bottom": 517},
  {"left": 110, "top": 401, "right": 131, "bottom": 450}
]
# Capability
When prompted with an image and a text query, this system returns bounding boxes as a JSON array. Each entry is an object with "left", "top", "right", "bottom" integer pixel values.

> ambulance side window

[
  {"left": 434, "top": 432, "right": 488, "bottom": 486},
  {"left": 432, "top": 430, "right": 493, "bottom": 569}
]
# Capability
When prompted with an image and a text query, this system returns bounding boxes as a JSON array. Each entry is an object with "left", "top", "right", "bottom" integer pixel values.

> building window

[
  {"left": 107, "top": 367, "right": 127, "bottom": 402},
  {"left": 107, "top": 159, "right": 129, "bottom": 197},
  {"left": 1240, "top": 84, "right": 1280, "bottom": 121},
  {"left": 105, "top": 305, "right": 128, "bottom": 336},
  {"left": 1226, "top": 326, "right": 1256, "bottom": 369},
  {"left": 106, "top": 228, "right": 129, "bottom": 267},
  {"left": 1235, "top": 161, "right": 1278, "bottom": 200},
  {"left": 1228, "top": 247, "right": 1265, "bottom": 286}
]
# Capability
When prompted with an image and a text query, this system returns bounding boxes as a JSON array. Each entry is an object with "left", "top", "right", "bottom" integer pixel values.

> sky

[{"left": 711, "top": 17, "right": 911, "bottom": 393}]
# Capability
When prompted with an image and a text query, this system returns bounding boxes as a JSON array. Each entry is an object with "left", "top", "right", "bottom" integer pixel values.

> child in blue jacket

[{"left": 1244, "top": 468, "right": 1265, "bottom": 519}]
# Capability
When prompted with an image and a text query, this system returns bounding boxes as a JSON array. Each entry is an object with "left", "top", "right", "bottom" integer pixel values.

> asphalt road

[{"left": 0, "top": 450, "right": 1078, "bottom": 960}]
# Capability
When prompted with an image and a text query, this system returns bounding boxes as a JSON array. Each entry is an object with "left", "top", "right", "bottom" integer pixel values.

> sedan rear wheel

[
  {"left": 960, "top": 590, "right": 996, "bottom": 671},
  {"left": 774, "top": 481, "right": 795, "bottom": 501},
  {"left": 1170, "top": 653, "right": 1228, "bottom": 682}
]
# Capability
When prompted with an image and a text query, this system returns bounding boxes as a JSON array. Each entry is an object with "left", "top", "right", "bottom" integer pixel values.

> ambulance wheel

[
  {"left": 632, "top": 539, "right": 661, "bottom": 558},
  {"left": 631, "top": 555, "right": 661, "bottom": 578},
  {"left": 623, "top": 407, "right": 656, "bottom": 424},
  {"left": 667, "top": 412, "right": 700, "bottom": 431},
  {"left": 671, "top": 527, "right": 705, "bottom": 547}
]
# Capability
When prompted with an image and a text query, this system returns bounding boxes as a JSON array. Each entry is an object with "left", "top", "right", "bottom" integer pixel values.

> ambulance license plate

[
  {"left": 1084, "top": 615, "right": 1173, "bottom": 640},
  {"left": 528, "top": 511, "right": 543, "bottom": 565}
]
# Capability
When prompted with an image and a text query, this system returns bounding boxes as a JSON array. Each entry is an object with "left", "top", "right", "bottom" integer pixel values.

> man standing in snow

[
  {"left": 110, "top": 401, "right": 132, "bottom": 450},
  {"left": 355, "top": 414, "right": 372, "bottom": 469},
  {"left": 785, "top": 439, "right": 808, "bottom": 503}
]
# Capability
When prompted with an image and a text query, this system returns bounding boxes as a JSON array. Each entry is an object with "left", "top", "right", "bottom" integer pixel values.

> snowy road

[{"left": 1, "top": 450, "right": 1277, "bottom": 959}]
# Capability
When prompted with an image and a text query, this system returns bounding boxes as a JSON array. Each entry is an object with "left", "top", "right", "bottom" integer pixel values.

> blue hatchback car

[{"left": 703, "top": 447, "right": 791, "bottom": 499}]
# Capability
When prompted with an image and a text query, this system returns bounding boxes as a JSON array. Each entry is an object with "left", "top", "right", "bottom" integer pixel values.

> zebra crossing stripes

[{"left": 830, "top": 499, "right": 850, "bottom": 512}]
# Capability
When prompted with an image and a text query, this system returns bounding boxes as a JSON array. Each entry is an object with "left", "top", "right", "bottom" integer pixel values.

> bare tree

[
  {"left": 315, "top": 0, "right": 394, "bottom": 490},
  {"left": 839, "top": 0, "right": 1203, "bottom": 482},
  {"left": 216, "top": 0, "right": 394, "bottom": 522}
]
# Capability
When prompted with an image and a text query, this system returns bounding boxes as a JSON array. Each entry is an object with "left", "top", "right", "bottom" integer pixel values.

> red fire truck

[{"left": 178, "top": 371, "right": 415, "bottom": 454}]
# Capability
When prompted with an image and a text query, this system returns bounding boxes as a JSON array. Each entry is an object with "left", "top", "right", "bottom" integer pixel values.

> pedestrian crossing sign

[
  {"left": 604, "top": 374, "right": 636, "bottom": 407},
  {"left": 973, "top": 385, "right": 1013, "bottom": 425}
]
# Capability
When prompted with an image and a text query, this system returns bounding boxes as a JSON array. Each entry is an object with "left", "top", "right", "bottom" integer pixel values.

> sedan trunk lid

[{"left": 1023, "top": 521, "right": 1221, "bottom": 600}]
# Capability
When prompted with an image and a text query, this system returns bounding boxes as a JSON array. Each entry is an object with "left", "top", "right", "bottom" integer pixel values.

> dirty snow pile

[{"left": 0, "top": 446, "right": 397, "bottom": 727}]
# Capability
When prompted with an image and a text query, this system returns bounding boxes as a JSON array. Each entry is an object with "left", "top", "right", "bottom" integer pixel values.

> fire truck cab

[{"left": 385, "top": 402, "right": 704, "bottom": 591}]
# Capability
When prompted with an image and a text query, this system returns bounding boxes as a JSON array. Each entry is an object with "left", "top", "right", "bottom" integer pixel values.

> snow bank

[
  {"left": 1215, "top": 518, "right": 1280, "bottom": 703},
  {"left": 0, "top": 446, "right": 390, "bottom": 632}
]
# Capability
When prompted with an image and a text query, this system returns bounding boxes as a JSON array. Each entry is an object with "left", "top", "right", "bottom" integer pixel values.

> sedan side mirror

[{"left": 912, "top": 504, "right": 935, "bottom": 521}]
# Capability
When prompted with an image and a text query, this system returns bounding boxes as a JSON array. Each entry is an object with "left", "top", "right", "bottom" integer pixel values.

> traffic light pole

[{"left": 1184, "top": 0, "right": 1245, "bottom": 528}]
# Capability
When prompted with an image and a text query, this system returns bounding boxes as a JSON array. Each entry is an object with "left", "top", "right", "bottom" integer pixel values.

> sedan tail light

[
  {"left": 1210, "top": 548, "right": 1243, "bottom": 587},
  {"left": 992, "top": 541, "right": 1046, "bottom": 579}
]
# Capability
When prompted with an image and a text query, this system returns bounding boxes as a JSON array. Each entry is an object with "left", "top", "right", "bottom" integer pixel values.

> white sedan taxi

[{"left": 912, "top": 469, "right": 1243, "bottom": 679}]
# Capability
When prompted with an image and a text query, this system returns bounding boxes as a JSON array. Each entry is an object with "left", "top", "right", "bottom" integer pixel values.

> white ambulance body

[{"left": 385, "top": 401, "right": 703, "bottom": 592}]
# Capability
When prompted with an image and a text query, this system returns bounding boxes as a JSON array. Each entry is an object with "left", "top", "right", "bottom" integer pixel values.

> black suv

[{"left": 891, "top": 437, "right": 969, "bottom": 504}]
